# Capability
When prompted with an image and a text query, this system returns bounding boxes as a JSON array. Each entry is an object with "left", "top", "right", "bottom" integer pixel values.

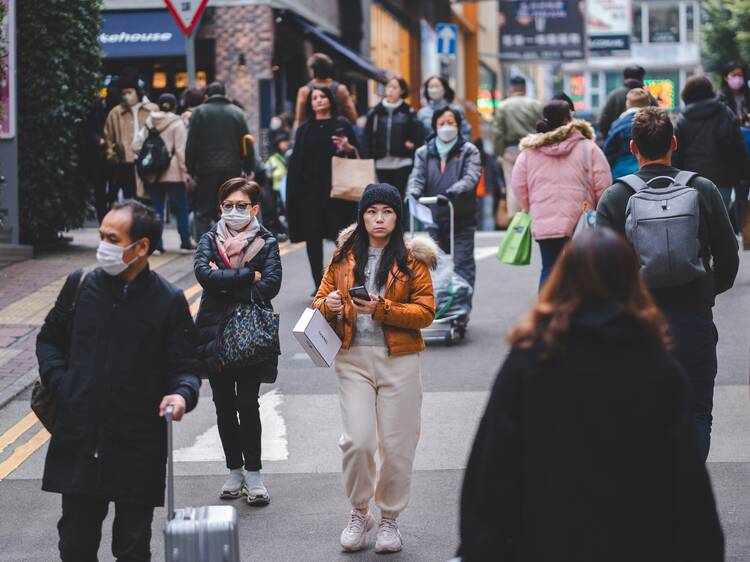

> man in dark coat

[
  {"left": 598, "top": 65, "right": 657, "bottom": 137},
  {"left": 185, "top": 80, "right": 250, "bottom": 238},
  {"left": 37, "top": 200, "right": 200, "bottom": 562}
]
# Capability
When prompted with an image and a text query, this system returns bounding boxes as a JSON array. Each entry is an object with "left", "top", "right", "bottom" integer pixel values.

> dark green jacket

[
  {"left": 185, "top": 95, "right": 249, "bottom": 175},
  {"left": 596, "top": 164, "right": 739, "bottom": 316}
]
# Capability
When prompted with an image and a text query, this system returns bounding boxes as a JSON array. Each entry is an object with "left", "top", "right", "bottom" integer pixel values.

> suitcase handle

[{"left": 165, "top": 405, "right": 175, "bottom": 522}]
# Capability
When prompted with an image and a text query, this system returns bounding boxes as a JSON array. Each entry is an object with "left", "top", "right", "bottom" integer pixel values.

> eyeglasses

[{"left": 221, "top": 202, "right": 252, "bottom": 212}]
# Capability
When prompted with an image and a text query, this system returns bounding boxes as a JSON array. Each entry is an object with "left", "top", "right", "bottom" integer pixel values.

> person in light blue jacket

[{"left": 603, "top": 88, "right": 650, "bottom": 179}]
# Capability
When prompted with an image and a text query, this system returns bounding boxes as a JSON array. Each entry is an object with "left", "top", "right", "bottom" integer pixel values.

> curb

[{"left": 0, "top": 368, "right": 37, "bottom": 411}]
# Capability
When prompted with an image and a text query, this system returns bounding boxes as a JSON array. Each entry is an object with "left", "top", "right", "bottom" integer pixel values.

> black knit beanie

[{"left": 358, "top": 183, "right": 402, "bottom": 222}]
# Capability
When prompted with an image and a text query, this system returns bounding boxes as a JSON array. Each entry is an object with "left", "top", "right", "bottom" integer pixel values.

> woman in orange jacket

[{"left": 313, "top": 183, "right": 436, "bottom": 555}]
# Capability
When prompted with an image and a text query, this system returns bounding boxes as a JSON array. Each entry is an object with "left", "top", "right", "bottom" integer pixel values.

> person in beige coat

[
  {"left": 103, "top": 70, "right": 157, "bottom": 201},
  {"left": 132, "top": 93, "right": 194, "bottom": 253}
]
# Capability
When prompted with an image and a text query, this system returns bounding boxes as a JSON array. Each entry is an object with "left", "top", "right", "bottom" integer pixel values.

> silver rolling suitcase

[{"left": 164, "top": 406, "right": 241, "bottom": 562}]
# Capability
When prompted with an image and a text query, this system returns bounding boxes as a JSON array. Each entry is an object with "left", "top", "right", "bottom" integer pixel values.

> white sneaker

[
  {"left": 340, "top": 510, "right": 375, "bottom": 552},
  {"left": 220, "top": 469, "right": 245, "bottom": 499},
  {"left": 375, "top": 517, "right": 402, "bottom": 554}
]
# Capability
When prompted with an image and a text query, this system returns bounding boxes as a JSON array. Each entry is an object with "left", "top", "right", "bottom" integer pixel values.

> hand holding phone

[{"left": 348, "top": 285, "right": 371, "bottom": 301}]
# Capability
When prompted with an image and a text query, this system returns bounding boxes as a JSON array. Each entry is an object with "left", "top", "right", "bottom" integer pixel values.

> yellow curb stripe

[
  {"left": 0, "top": 411, "right": 39, "bottom": 455},
  {"left": 183, "top": 283, "right": 202, "bottom": 302},
  {"left": 0, "top": 426, "right": 50, "bottom": 480},
  {"left": 279, "top": 242, "right": 304, "bottom": 256}
]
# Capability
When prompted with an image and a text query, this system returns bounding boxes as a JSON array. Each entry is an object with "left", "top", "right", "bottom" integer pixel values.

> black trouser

[
  {"left": 195, "top": 170, "right": 238, "bottom": 239},
  {"left": 209, "top": 372, "right": 262, "bottom": 471},
  {"left": 306, "top": 233, "right": 325, "bottom": 290},
  {"left": 92, "top": 161, "right": 111, "bottom": 223},
  {"left": 665, "top": 311, "right": 719, "bottom": 463},
  {"left": 58, "top": 494, "right": 154, "bottom": 562},
  {"left": 110, "top": 163, "right": 137, "bottom": 201},
  {"left": 376, "top": 166, "right": 412, "bottom": 200}
]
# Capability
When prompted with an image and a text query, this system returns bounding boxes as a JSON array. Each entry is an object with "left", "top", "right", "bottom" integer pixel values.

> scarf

[
  {"left": 382, "top": 98, "right": 403, "bottom": 111},
  {"left": 215, "top": 215, "right": 264, "bottom": 269},
  {"left": 436, "top": 137, "right": 458, "bottom": 162}
]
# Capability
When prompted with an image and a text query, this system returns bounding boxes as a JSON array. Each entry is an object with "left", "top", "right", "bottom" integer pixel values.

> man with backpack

[{"left": 597, "top": 107, "right": 739, "bottom": 462}]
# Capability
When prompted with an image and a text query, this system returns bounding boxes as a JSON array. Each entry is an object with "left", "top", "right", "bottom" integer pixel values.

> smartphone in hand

[{"left": 348, "top": 285, "right": 371, "bottom": 301}]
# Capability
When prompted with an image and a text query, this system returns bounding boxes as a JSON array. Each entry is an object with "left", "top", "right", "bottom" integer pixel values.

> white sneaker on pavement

[
  {"left": 220, "top": 468, "right": 245, "bottom": 499},
  {"left": 340, "top": 510, "right": 375, "bottom": 552},
  {"left": 245, "top": 471, "right": 270, "bottom": 506},
  {"left": 375, "top": 517, "right": 402, "bottom": 554}
]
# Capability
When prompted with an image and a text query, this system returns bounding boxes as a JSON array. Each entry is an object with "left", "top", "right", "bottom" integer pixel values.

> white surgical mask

[
  {"left": 123, "top": 92, "right": 138, "bottom": 107},
  {"left": 222, "top": 208, "right": 253, "bottom": 231},
  {"left": 436, "top": 125, "right": 458, "bottom": 143},
  {"left": 427, "top": 85, "right": 445, "bottom": 101},
  {"left": 727, "top": 75, "right": 745, "bottom": 92},
  {"left": 97, "top": 240, "right": 138, "bottom": 276}
]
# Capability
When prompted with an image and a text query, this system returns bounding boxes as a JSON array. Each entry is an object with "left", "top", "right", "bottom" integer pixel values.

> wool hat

[
  {"left": 158, "top": 93, "right": 178, "bottom": 112},
  {"left": 358, "top": 183, "right": 402, "bottom": 221}
]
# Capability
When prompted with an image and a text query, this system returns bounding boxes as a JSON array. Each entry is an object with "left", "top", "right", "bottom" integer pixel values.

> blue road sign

[{"left": 436, "top": 23, "right": 457, "bottom": 56}]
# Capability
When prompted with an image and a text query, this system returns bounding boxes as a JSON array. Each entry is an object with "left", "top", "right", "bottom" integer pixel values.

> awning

[
  {"left": 99, "top": 10, "right": 188, "bottom": 59},
  {"left": 292, "top": 15, "right": 387, "bottom": 82}
]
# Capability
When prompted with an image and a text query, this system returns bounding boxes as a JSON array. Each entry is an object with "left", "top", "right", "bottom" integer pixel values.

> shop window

[
  {"left": 649, "top": 4, "right": 680, "bottom": 43},
  {"left": 152, "top": 72, "right": 167, "bottom": 90},
  {"left": 569, "top": 74, "right": 586, "bottom": 111},
  {"left": 632, "top": 5, "right": 642, "bottom": 44},
  {"left": 605, "top": 72, "right": 621, "bottom": 94},
  {"left": 686, "top": 4, "right": 696, "bottom": 43}
]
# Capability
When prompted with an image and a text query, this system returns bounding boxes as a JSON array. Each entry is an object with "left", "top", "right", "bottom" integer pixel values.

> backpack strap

[
  {"left": 619, "top": 174, "right": 648, "bottom": 193},
  {"left": 673, "top": 170, "right": 698, "bottom": 186}
]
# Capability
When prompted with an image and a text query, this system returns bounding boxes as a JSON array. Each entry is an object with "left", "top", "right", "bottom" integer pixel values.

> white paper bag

[{"left": 292, "top": 308, "right": 342, "bottom": 368}]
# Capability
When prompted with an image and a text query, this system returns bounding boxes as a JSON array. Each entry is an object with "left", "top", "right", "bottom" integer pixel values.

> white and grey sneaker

[
  {"left": 340, "top": 510, "right": 375, "bottom": 552},
  {"left": 220, "top": 469, "right": 245, "bottom": 499},
  {"left": 245, "top": 471, "right": 270, "bottom": 506},
  {"left": 375, "top": 517, "right": 402, "bottom": 554}
]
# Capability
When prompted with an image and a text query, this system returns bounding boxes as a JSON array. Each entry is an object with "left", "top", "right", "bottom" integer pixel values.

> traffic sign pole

[
  {"left": 186, "top": 33, "right": 196, "bottom": 85},
  {"left": 164, "top": 0, "right": 208, "bottom": 86}
]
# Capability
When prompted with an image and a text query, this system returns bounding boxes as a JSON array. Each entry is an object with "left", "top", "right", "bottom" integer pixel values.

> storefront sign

[
  {"left": 99, "top": 11, "right": 187, "bottom": 58},
  {"left": 587, "top": 0, "right": 631, "bottom": 53},
  {"left": 0, "top": 0, "right": 15, "bottom": 139},
  {"left": 498, "top": 0, "right": 585, "bottom": 62},
  {"left": 644, "top": 79, "right": 676, "bottom": 111}
]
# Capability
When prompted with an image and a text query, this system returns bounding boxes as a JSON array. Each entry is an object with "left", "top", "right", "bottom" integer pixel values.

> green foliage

[
  {"left": 729, "top": 0, "right": 750, "bottom": 64},
  {"left": 702, "top": 0, "right": 741, "bottom": 76},
  {"left": 18, "top": 0, "right": 102, "bottom": 245}
]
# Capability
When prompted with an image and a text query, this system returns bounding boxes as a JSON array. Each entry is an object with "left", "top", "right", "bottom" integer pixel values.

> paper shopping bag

[{"left": 330, "top": 155, "right": 376, "bottom": 202}]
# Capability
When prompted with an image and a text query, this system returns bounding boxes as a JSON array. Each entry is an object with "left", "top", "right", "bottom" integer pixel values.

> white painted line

[
  {"left": 174, "top": 389, "right": 288, "bottom": 463},
  {"left": 474, "top": 246, "right": 498, "bottom": 261}
]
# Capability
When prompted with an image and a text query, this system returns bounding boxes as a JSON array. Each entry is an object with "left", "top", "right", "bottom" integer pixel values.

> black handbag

[
  {"left": 217, "top": 288, "right": 280, "bottom": 369},
  {"left": 30, "top": 269, "right": 88, "bottom": 433}
]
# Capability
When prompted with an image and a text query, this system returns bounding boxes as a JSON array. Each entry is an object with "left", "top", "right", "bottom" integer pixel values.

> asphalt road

[{"left": 0, "top": 231, "right": 748, "bottom": 562}]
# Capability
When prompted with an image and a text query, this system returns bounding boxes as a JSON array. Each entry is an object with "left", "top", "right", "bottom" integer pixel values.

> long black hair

[
  {"left": 306, "top": 85, "right": 338, "bottom": 120},
  {"left": 333, "top": 217, "right": 411, "bottom": 291}
]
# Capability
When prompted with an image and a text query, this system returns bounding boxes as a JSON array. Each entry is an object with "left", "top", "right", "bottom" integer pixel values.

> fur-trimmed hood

[
  {"left": 519, "top": 119, "right": 595, "bottom": 154},
  {"left": 336, "top": 223, "right": 438, "bottom": 269}
]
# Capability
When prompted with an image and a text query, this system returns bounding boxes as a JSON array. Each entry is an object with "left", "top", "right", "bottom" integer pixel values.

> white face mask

[
  {"left": 427, "top": 85, "right": 445, "bottom": 101},
  {"left": 97, "top": 240, "right": 138, "bottom": 276},
  {"left": 123, "top": 91, "right": 138, "bottom": 107},
  {"left": 437, "top": 125, "right": 458, "bottom": 143},
  {"left": 222, "top": 208, "right": 253, "bottom": 231}
]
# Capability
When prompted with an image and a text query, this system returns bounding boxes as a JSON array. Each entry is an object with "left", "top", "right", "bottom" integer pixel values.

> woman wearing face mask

[
  {"left": 717, "top": 62, "right": 750, "bottom": 126},
  {"left": 362, "top": 76, "right": 422, "bottom": 200},
  {"left": 407, "top": 107, "right": 481, "bottom": 316},
  {"left": 286, "top": 85, "right": 359, "bottom": 291},
  {"left": 193, "top": 178, "right": 282, "bottom": 506},
  {"left": 416, "top": 75, "right": 472, "bottom": 141},
  {"left": 313, "top": 183, "right": 436, "bottom": 554}
]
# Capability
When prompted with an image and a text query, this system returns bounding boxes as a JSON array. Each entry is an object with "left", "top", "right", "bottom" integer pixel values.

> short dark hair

[
  {"left": 631, "top": 107, "right": 674, "bottom": 160},
  {"left": 423, "top": 75, "right": 455, "bottom": 103},
  {"left": 305, "top": 85, "right": 338, "bottom": 120},
  {"left": 218, "top": 177, "right": 262, "bottom": 205},
  {"left": 206, "top": 81, "right": 225, "bottom": 97},
  {"left": 723, "top": 61, "right": 746, "bottom": 78},
  {"left": 183, "top": 86, "right": 205, "bottom": 109},
  {"left": 431, "top": 105, "right": 463, "bottom": 133},
  {"left": 681, "top": 75, "right": 715, "bottom": 105},
  {"left": 624, "top": 65, "right": 646, "bottom": 81},
  {"left": 111, "top": 200, "right": 163, "bottom": 256},
  {"left": 387, "top": 76, "right": 409, "bottom": 99},
  {"left": 509, "top": 76, "right": 527, "bottom": 89},
  {"left": 307, "top": 53, "right": 334, "bottom": 79}
]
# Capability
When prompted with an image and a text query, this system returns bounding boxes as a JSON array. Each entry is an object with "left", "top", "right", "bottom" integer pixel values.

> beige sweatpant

[{"left": 335, "top": 345, "right": 422, "bottom": 519}]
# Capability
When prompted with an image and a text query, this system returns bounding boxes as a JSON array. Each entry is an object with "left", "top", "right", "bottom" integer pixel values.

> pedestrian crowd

[{"left": 39, "top": 54, "right": 746, "bottom": 561}]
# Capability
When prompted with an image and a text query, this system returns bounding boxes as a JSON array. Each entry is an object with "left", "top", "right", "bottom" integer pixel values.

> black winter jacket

[
  {"left": 362, "top": 101, "right": 421, "bottom": 161},
  {"left": 674, "top": 98, "right": 747, "bottom": 188},
  {"left": 185, "top": 95, "right": 249, "bottom": 175},
  {"left": 459, "top": 306, "right": 724, "bottom": 562},
  {"left": 193, "top": 225, "right": 282, "bottom": 381},
  {"left": 37, "top": 267, "right": 200, "bottom": 507}
]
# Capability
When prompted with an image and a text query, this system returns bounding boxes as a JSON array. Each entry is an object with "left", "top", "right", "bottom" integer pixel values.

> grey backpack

[{"left": 621, "top": 171, "right": 706, "bottom": 288}]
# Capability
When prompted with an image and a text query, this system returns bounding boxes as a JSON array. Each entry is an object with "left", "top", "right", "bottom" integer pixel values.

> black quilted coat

[{"left": 193, "top": 225, "right": 282, "bottom": 382}]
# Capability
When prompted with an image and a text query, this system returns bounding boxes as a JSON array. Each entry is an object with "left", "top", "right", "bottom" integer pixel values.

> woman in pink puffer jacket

[{"left": 511, "top": 100, "right": 612, "bottom": 287}]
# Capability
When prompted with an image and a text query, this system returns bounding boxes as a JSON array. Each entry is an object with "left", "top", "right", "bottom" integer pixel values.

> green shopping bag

[{"left": 497, "top": 211, "right": 532, "bottom": 265}]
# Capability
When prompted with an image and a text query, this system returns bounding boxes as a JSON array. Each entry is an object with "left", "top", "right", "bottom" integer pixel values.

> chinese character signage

[
  {"left": 588, "top": 0, "right": 631, "bottom": 54},
  {"left": 498, "top": 0, "right": 585, "bottom": 62}
]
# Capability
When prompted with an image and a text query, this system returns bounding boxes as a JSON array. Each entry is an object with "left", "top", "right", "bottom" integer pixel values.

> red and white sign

[{"left": 164, "top": 0, "right": 208, "bottom": 36}]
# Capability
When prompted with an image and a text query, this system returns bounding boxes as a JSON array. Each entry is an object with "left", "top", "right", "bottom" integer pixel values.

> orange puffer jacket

[{"left": 313, "top": 224, "right": 437, "bottom": 356}]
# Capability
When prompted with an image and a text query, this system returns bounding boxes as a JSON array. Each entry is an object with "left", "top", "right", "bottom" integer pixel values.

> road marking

[
  {"left": 0, "top": 426, "right": 50, "bottom": 480},
  {"left": 280, "top": 242, "right": 305, "bottom": 256},
  {"left": 174, "top": 389, "right": 288, "bottom": 462},
  {"left": 0, "top": 411, "right": 38, "bottom": 455},
  {"left": 475, "top": 246, "right": 498, "bottom": 261},
  {"left": 183, "top": 283, "right": 202, "bottom": 301},
  {"left": 189, "top": 296, "right": 201, "bottom": 317}
]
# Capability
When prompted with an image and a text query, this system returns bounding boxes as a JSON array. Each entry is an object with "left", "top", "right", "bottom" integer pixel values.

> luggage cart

[{"left": 409, "top": 195, "right": 468, "bottom": 345}]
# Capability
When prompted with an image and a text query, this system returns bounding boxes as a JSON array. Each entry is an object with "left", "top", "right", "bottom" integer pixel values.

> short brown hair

[
  {"left": 218, "top": 178, "right": 261, "bottom": 205},
  {"left": 631, "top": 107, "right": 673, "bottom": 160},
  {"left": 626, "top": 88, "right": 650, "bottom": 109},
  {"left": 681, "top": 75, "right": 715, "bottom": 105},
  {"left": 307, "top": 53, "right": 334, "bottom": 79},
  {"left": 387, "top": 76, "right": 409, "bottom": 99}
]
